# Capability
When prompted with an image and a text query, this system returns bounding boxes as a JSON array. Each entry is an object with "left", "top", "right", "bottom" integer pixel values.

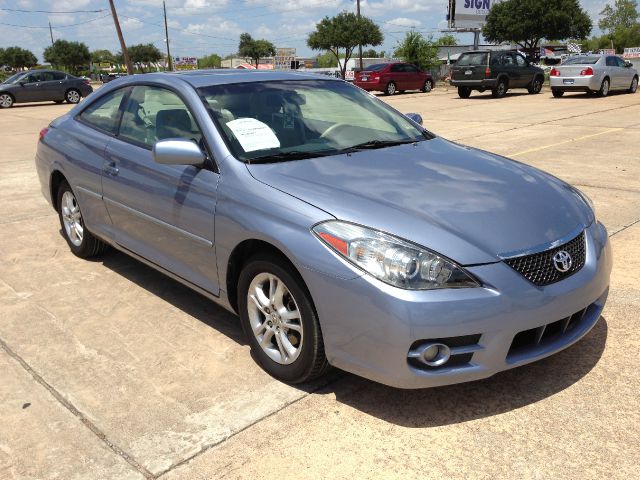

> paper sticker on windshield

[{"left": 226, "top": 118, "right": 280, "bottom": 152}]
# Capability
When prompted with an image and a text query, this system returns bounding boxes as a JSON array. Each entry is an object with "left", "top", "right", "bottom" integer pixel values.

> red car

[{"left": 354, "top": 62, "right": 434, "bottom": 95}]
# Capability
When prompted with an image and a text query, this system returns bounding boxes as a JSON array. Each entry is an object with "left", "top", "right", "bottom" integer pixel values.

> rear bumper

[
  {"left": 550, "top": 76, "right": 601, "bottom": 91},
  {"left": 80, "top": 85, "right": 94, "bottom": 97},
  {"left": 450, "top": 78, "right": 497, "bottom": 89},
  {"left": 354, "top": 80, "right": 383, "bottom": 91},
  {"left": 301, "top": 221, "right": 612, "bottom": 389}
]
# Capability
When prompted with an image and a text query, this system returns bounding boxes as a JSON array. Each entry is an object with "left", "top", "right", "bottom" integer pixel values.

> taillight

[
  {"left": 550, "top": 68, "right": 560, "bottom": 77},
  {"left": 580, "top": 67, "right": 594, "bottom": 76},
  {"left": 39, "top": 127, "right": 49, "bottom": 142},
  {"left": 485, "top": 67, "right": 491, "bottom": 77}
]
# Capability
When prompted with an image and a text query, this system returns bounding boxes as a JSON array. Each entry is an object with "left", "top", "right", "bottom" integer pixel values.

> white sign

[
  {"left": 226, "top": 118, "right": 280, "bottom": 152},
  {"left": 453, "top": 0, "right": 502, "bottom": 28},
  {"left": 345, "top": 70, "right": 355, "bottom": 81},
  {"left": 174, "top": 56, "right": 198, "bottom": 70},
  {"left": 624, "top": 47, "right": 640, "bottom": 59}
]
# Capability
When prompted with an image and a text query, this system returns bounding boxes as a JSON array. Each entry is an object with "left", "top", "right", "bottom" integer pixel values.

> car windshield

[
  {"left": 2, "top": 72, "right": 26, "bottom": 84},
  {"left": 457, "top": 53, "right": 489, "bottom": 66},
  {"left": 198, "top": 79, "right": 429, "bottom": 163},
  {"left": 364, "top": 64, "right": 387, "bottom": 71},
  {"left": 563, "top": 56, "right": 600, "bottom": 65}
]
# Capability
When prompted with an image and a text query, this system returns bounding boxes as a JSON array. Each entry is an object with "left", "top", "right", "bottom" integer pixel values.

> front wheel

[
  {"left": 528, "top": 77, "right": 543, "bottom": 94},
  {"left": 57, "top": 181, "right": 108, "bottom": 258},
  {"left": 552, "top": 89, "right": 565, "bottom": 98},
  {"left": 384, "top": 81, "right": 397, "bottom": 96},
  {"left": 422, "top": 80, "right": 433, "bottom": 93},
  {"left": 0, "top": 93, "right": 13, "bottom": 108},
  {"left": 629, "top": 76, "right": 638, "bottom": 94},
  {"left": 238, "top": 255, "right": 329, "bottom": 384},
  {"left": 65, "top": 89, "right": 81, "bottom": 104},
  {"left": 457, "top": 87, "right": 472, "bottom": 98}
]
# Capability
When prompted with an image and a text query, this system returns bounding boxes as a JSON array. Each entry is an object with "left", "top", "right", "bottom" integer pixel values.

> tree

[
  {"left": 307, "top": 11, "right": 383, "bottom": 79},
  {"left": 238, "top": 33, "right": 276, "bottom": 68},
  {"left": 127, "top": 43, "right": 162, "bottom": 71},
  {"left": 316, "top": 51, "right": 338, "bottom": 67},
  {"left": 484, "top": 0, "right": 592, "bottom": 51},
  {"left": 393, "top": 31, "right": 439, "bottom": 71},
  {"left": 1, "top": 46, "right": 37, "bottom": 70},
  {"left": 362, "top": 48, "right": 378, "bottom": 58},
  {"left": 436, "top": 34, "right": 458, "bottom": 46},
  {"left": 198, "top": 53, "right": 222, "bottom": 69},
  {"left": 44, "top": 40, "right": 90, "bottom": 74},
  {"left": 91, "top": 49, "right": 115, "bottom": 65},
  {"left": 599, "top": 0, "right": 638, "bottom": 33}
]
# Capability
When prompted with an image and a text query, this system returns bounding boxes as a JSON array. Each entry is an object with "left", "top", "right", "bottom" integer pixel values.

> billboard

[
  {"left": 174, "top": 56, "right": 197, "bottom": 70},
  {"left": 449, "top": 0, "right": 502, "bottom": 29},
  {"left": 274, "top": 48, "right": 296, "bottom": 70},
  {"left": 624, "top": 47, "right": 640, "bottom": 59}
]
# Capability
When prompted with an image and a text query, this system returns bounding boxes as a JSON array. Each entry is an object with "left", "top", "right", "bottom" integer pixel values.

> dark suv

[
  {"left": 0, "top": 70, "right": 93, "bottom": 108},
  {"left": 450, "top": 50, "right": 545, "bottom": 99}
]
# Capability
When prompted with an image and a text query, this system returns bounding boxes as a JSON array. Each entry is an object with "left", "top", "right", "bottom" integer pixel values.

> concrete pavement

[{"left": 0, "top": 86, "right": 638, "bottom": 479}]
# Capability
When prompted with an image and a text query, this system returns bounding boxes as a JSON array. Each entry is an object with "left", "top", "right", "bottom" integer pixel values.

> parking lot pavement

[{"left": 1, "top": 90, "right": 639, "bottom": 479}]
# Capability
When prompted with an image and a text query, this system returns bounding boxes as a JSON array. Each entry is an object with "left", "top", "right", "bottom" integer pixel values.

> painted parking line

[{"left": 510, "top": 128, "right": 624, "bottom": 157}]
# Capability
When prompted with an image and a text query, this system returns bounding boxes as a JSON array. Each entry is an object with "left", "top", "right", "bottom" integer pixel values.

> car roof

[{"left": 119, "top": 69, "right": 344, "bottom": 88}]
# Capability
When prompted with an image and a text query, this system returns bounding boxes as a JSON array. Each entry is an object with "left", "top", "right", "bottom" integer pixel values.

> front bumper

[
  {"left": 550, "top": 75, "right": 601, "bottom": 92},
  {"left": 302, "top": 221, "right": 612, "bottom": 389}
]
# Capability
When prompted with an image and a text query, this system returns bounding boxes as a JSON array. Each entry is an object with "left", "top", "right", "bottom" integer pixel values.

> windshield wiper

[
  {"left": 247, "top": 150, "right": 332, "bottom": 164},
  {"left": 344, "top": 139, "right": 418, "bottom": 151}
]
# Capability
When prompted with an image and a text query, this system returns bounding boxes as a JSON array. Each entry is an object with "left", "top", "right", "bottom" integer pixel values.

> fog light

[{"left": 421, "top": 343, "right": 451, "bottom": 367}]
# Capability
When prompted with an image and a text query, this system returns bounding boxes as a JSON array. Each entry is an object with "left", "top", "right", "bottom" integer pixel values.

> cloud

[
  {"left": 386, "top": 17, "right": 421, "bottom": 28},
  {"left": 361, "top": 0, "right": 435, "bottom": 17}
]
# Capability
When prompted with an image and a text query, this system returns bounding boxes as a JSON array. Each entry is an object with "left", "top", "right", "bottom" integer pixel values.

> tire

[
  {"left": 457, "top": 87, "right": 472, "bottom": 98},
  {"left": 629, "top": 76, "right": 638, "bottom": 94},
  {"left": 552, "top": 89, "right": 565, "bottom": 98},
  {"left": 528, "top": 76, "right": 543, "bottom": 94},
  {"left": 492, "top": 79, "right": 508, "bottom": 98},
  {"left": 56, "top": 181, "right": 108, "bottom": 258},
  {"left": 238, "top": 254, "right": 329, "bottom": 384},
  {"left": 0, "top": 93, "right": 14, "bottom": 108},
  {"left": 598, "top": 78, "right": 610, "bottom": 97},
  {"left": 65, "top": 88, "right": 81, "bottom": 104},
  {"left": 422, "top": 80, "right": 433, "bottom": 93},
  {"left": 384, "top": 81, "right": 397, "bottom": 96}
]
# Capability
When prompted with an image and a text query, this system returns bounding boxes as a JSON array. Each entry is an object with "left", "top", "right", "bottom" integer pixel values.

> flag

[
  {"left": 567, "top": 42, "right": 582, "bottom": 54},
  {"left": 447, "top": 51, "right": 451, "bottom": 65}
]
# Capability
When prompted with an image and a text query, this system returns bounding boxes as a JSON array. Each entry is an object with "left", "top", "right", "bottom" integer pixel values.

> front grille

[
  {"left": 504, "top": 232, "right": 586, "bottom": 286},
  {"left": 507, "top": 308, "right": 587, "bottom": 359}
]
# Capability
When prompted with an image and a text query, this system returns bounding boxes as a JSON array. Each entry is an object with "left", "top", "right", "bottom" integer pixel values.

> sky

[{"left": 0, "top": 0, "right": 611, "bottom": 63}]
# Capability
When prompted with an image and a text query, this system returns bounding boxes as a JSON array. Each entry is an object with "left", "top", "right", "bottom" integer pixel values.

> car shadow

[
  {"left": 323, "top": 317, "right": 607, "bottom": 427},
  {"left": 10, "top": 102, "right": 64, "bottom": 108},
  {"left": 460, "top": 91, "right": 534, "bottom": 100}
]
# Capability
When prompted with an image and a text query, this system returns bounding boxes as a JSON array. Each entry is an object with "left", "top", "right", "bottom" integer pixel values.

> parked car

[
  {"left": 550, "top": 54, "right": 638, "bottom": 97},
  {"left": 354, "top": 62, "right": 434, "bottom": 95},
  {"left": 35, "top": 71, "right": 611, "bottom": 389},
  {"left": 101, "top": 72, "right": 127, "bottom": 83},
  {"left": 450, "top": 50, "right": 545, "bottom": 98},
  {"left": 0, "top": 70, "right": 93, "bottom": 108}
]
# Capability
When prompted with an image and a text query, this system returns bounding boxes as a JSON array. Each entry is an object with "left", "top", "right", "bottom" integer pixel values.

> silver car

[
  {"left": 550, "top": 54, "right": 638, "bottom": 97},
  {"left": 35, "top": 71, "right": 611, "bottom": 389}
]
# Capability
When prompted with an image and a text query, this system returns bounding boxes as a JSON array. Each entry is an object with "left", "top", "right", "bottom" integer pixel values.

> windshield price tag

[{"left": 226, "top": 118, "right": 280, "bottom": 152}]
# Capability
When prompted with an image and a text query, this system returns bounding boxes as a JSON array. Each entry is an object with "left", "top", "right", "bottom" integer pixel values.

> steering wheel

[{"left": 320, "top": 123, "right": 350, "bottom": 140}]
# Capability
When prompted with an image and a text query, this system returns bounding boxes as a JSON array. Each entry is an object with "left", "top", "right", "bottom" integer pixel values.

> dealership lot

[{"left": 1, "top": 87, "right": 639, "bottom": 479}]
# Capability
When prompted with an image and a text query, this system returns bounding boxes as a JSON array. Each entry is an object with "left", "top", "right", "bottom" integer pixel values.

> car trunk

[{"left": 451, "top": 52, "right": 490, "bottom": 81}]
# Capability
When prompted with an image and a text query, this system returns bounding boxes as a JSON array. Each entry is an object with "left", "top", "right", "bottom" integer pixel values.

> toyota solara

[{"left": 35, "top": 70, "right": 611, "bottom": 388}]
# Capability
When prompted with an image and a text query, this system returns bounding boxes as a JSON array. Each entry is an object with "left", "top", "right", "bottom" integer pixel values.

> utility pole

[
  {"left": 48, "top": 22, "right": 54, "bottom": 45},
  {"left": 108, "top": 0, "right": 133, "bottom": 75},
  {"left": 356, "top": 0, "right": 363, "bottom": 71},
  {"left": 163, "top": 0, "right": 173, "bottom": 72}
]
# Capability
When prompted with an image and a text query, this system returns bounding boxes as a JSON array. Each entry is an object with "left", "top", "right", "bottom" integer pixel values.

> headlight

[{"left": 312, "top": 221, "right": 479, "bottom": 290}]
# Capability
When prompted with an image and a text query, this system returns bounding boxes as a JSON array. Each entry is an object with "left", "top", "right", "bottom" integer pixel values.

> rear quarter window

[{"left": 78, "top": 88, "right": 128, "bottom": 135}]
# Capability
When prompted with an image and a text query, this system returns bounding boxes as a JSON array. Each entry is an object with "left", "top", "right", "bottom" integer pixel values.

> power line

[
  {"left": 0, "top": 8, "right": 108, "bottom": 14},
  {"left": 0, "top": 14, "right": 111, "bottom": 29}
]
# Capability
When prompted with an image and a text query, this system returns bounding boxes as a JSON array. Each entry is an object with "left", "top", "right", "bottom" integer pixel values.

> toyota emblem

[{"left": 553, "top": 250, "right": 573, "bottom": 273}]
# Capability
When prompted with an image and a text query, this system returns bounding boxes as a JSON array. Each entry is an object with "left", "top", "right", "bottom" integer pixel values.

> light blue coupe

[{"left": 35, "top": 70, "right": 611, "bottom": 388}]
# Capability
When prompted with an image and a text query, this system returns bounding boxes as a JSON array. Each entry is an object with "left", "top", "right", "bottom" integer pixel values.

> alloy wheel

[
  {"left": 61, "top": 191, "right": 84, "bottom": 246},
  {"left": 0, "top": 93, "right": 13, "bottom": 108},
  {"left": 386, "top": 82, "right": 396, "bottom": 95},
  {"left": 247, "top": 272, "right": 303, "bottom": 365},
  {"left": 66, "top": 90, "right": 81, "bottom": 103},
  {"left": 631, "top": 78, "right": 638, "bottom": 94}
]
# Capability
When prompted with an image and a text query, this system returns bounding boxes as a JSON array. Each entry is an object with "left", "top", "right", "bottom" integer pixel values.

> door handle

[{"left": 103, "top": 162, "right": 119, "bottom": 176}]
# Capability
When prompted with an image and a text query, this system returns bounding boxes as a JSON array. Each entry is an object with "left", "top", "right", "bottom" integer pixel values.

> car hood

[{"left": 246, "top": 138, "right": 592, "bottom": 265}]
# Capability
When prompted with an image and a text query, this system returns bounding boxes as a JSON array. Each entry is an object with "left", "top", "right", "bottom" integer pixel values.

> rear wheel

[
  {"left": 629, "top": 76, "right": 638, "bottom": 94},
  {"left": 0, "top": 93, "right": 13, "bottom": 108},
  {"left": 598, "top": 78, "right": 610, "bottom": 97},
  {"left": 528, "top": 76, "right": 543, "bottom": 94},
  {"left": 56, "top": 181, "right": 108, "bottom": 258},
  {"left": 552, "top": 89, "right": 565, "bottom": 98},
  {"left": 238, "top": 255, "right": 329, "bottom": 384},
  {"left": 492, "top": 79, "right": 508, "bottom": 98},
  {"left": 422, "top": 80, "right": 433, "bottom": 93},
  {"left": 384, "top": 81, "right": 397, "bottom": 96},
  {"left": 65, "top": 88, "right": 81, "bottom": 104},
  {"left": 457, "top": 87, "right": 472, "bottom": 98}
]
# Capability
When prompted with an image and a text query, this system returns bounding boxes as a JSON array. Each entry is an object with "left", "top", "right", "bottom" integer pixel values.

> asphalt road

[{"left": 1, "top": 85, "right": 639, "bottom": 479}]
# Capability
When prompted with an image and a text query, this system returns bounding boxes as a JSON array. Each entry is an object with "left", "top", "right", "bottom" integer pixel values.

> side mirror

[
  {"left": 405, "top": 112, "right": 423, "bottom": 125},
  {"left": 18, "top": 80, "right": 27, "bottom": 86},
  {"left": 152, "top": 139, "right": 205, "bottom": 167},
  {"left": 625, "top": 61, "right": 633, "bottom": 68}
]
